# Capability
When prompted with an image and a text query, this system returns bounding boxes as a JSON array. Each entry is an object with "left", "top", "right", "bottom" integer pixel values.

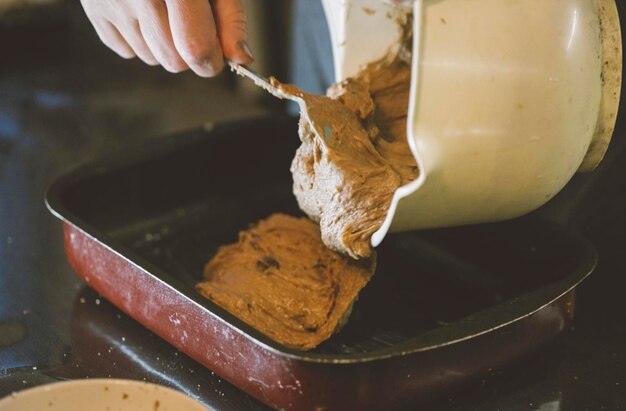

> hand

[{"left": 80, "top": 0, "right": 254, "bottom": 77}]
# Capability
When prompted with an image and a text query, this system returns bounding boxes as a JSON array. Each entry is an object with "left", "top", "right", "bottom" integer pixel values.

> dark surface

[{"left": 1, "top": 3, "right": 626, "bottom": 411}]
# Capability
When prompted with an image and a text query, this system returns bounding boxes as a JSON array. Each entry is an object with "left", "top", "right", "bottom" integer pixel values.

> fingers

[
  {"left": 211, "top": 0, "right": 253, "bottom": 65},
  {"left": 136, "top": 1, "right": 189, "bottom": 73},
  {"left": 81, "top": 0, "right": 244, "bottom": 77},
  {"left": 91, "top": 19, "right": 136, "bottom": 59},
  {"left": 165, "top": 0, "right": 224, "bottom": 77},
  {"left": 115, "top": 19, "right": 159, "bottom": 66}
]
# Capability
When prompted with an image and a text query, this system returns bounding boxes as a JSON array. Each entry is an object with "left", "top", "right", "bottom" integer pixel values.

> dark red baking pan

[{"left": 46, "top": 116, "right": 596, "bottom": 411}]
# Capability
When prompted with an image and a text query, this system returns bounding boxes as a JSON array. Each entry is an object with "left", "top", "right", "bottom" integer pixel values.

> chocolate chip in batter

[
  {"left": 313, "top": 260, "right": 327, "bottom": 271},
  {"left": 257, "top": 255, "right": 280, "bottom": 272}
]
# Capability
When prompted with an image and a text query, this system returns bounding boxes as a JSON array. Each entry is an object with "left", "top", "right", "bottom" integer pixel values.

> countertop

[{"left": 0, "top": 4, "right": 625, "bottom": 410}]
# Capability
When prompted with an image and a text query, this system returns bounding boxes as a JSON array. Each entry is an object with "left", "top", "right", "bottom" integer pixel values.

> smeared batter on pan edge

[
  {"left": 196, "top": 214, "right": 375, "bottom": 351},
  {"left": 289, "top": 53, "right": 417, "bottom": 259}
]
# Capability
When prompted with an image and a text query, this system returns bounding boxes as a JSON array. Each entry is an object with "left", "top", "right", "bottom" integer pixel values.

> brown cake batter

[
  {"left": 196, "top": 214, "right": 375, "bottom": 350},
  {"left": 290, "top": 56, "right": 418, "bottom": 259},
  {"left": 198, "top": 18, "right": 416, "bottom": 349}
]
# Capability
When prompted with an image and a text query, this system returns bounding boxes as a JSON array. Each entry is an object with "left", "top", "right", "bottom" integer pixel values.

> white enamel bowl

[{"left": 322, "top": 0, "right": 622, "bottom": 245}]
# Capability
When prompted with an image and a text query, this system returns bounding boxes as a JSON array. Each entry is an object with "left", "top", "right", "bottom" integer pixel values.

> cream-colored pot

[{"left": 322, "top": 0, "right": 622, "bottom": 247}]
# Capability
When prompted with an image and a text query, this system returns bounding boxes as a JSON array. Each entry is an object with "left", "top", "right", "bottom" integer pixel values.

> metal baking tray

[{"left": 46, "top": 116, "right": 596, "bottom": 410}]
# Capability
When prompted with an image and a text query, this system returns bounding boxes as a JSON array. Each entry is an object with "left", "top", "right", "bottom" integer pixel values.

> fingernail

[
  {"left": 200, "top": 57, "right": 224, "bottom": 77},
  {"left": 237, "top": 41, "right": 254, "bottom": 62}
]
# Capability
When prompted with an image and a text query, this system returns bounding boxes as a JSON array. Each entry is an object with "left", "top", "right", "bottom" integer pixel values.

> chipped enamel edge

[{"left": 578, "top": 0, "right": 622, "bottom": 172}]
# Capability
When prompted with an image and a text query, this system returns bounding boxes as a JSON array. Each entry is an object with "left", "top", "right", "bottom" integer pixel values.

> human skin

[
  {"left": 80, "top": 0, "right": 254, "bottom": 77},
  {"left": 80, "top": 0, "right": 413, "bottom": 78}
]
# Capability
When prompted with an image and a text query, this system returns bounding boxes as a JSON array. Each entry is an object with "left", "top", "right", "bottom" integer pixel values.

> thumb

[{"left": 211, "top": 0, "right": 253, "bottom": 65}]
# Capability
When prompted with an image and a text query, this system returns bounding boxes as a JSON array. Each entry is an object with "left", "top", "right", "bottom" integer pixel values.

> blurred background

[{"left": 0, "top": 1, "right": 625, "bottom": 410}]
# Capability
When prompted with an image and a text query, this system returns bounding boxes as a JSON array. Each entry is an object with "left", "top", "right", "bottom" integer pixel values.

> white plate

[{"left": 0, "top": 379, "right": 208, "bottom": 411}]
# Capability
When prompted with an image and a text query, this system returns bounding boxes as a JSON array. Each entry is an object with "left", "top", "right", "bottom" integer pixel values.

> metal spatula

[
  {"left": 228, "top": 62, "right": 335, "bottom": 147},
  {"left": 228, "top": 62, "right": 299, "bottom": 102}
]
